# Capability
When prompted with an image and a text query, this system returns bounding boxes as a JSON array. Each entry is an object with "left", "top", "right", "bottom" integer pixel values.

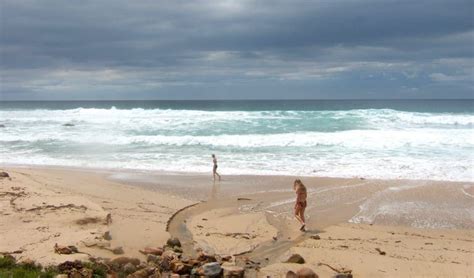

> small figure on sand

[
  {"left": 294, "top": 179, "right": 307, "bottom": 232},
  {"left": 212, "top": 154, "right": 221, "bottom": 181}
]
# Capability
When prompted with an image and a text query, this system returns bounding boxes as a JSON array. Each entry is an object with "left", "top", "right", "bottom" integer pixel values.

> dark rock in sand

[
  {"left": 166, "top": 237, "right": 181, "bottom": 248},
  {"left": 222, "top": 265, "right": 245, "bottom": 278},
  {"left": 202, "top": 262, "right": 222, "bottom": 277},
  {"left": 284, "top": 254, "right": 305, "bottom": 264},
  {"left": 54, "top": 243, "right": 78, "bottom": 254},
  {"left": 0, "top": 172, "right": 10, "bottom": 178},
  {"left": 111, "top": 246, "right": 124, "bottom": 255},
  {"left": 296, "top": 267, "right": 318, "bottom": 278},
  {"left": 106, "top": 213, "right": 112, "bottom": 224},
  {"left": 103, "top": 231, "right": 112, "bottom": 240},
  {"left": 63, "top": 123, "right": 75, "bottom": 127},
  {"left": 310, "top": 235, "right": 321, "bottom": 240},
  {"left": 286, "top": 271, "right": 298, "bottom": 278},
  {"left": 140, "top": 247, "right": 163, "bottom": 256}
]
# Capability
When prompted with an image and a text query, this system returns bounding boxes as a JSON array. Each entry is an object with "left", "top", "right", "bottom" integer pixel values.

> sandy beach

[{"left": 1, "top": 166, "right": 473, "bottom": 277}]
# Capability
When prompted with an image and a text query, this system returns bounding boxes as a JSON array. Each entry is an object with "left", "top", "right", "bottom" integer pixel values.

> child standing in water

[
  {"left": 212, "top": 154, "right": 221, "bottom": 181},
  {"left": 294, "top": 179, "right": 307, "bottom": 231}
]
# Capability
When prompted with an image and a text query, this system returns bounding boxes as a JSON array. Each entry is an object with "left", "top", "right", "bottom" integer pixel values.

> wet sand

[{"left": 1, "top": 166, "right": 473, "bottom": 277}]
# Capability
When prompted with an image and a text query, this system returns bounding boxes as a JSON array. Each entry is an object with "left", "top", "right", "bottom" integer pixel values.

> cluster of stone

[{"left": 53, "top": 237, "right": 245, "bottom": 278}]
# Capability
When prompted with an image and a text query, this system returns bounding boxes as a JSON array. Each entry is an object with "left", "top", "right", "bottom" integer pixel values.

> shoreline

[
  {"left": 3, "top": 162, "right": 473, "bottom": 184},
  {"left": 1, "top": 166, "right": 472, "bottom": 277}
]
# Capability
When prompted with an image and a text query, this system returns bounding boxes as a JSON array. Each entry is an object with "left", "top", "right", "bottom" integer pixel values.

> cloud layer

[{"left": 1, "top": 0, "right": 473, "bottom": 99}]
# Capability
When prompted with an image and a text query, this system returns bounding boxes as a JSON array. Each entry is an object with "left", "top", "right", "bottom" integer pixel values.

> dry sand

[
  {"left": 0, "top": 167, "right": 193, "bottom": 265},
  {"left": 1, "top": 166, "right": 473, "bottom": 277}
]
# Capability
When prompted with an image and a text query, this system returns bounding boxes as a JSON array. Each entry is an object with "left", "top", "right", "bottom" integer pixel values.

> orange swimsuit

[{"left": 295, "top": 188, "right": 307, "bottom": 209}]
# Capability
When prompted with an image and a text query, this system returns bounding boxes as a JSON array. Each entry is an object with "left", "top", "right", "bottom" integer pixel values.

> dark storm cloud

[{"left": 0, "top": 0, "right": 473, "bottom": 99}]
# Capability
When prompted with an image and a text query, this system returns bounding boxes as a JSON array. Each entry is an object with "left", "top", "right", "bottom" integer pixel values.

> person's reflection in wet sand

[{"left": 210, "top": 180, "right": 220, "bottom": 201}]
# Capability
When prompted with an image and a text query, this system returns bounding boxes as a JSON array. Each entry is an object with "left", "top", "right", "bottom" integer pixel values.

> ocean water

[{"left": 1, "top": 100, "right": 473, "bottom": 181}]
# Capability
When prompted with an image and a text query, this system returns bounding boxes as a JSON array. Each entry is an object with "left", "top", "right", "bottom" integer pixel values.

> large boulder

[{"left": 202, "top": 262, "right": 222, "bottom": 277}]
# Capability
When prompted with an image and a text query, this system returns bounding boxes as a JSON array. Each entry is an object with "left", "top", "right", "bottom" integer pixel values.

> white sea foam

[{"left": 1, "top": 107, "right": 473, "bottom": 181}]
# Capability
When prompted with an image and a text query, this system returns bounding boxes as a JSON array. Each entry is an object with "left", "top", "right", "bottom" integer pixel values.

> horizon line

[{"left": 2, "top": 98, "right": 474, "bottom": 102}]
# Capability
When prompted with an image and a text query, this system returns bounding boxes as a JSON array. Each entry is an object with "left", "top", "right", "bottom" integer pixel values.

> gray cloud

[{"left": 1, "top": 0, "right": 473, "bottom": 100}]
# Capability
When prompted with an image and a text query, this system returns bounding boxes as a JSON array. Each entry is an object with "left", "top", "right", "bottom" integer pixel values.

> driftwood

[
  {"left": 318, "top": 262, "right": 352, "bottom": 274},
  {"left": 165, "top": 202, "right": 202, "bottom": 232}
]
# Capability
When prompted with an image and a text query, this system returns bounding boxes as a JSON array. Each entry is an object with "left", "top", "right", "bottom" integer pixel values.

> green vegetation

[
  {"left": 82, "top": 262, "right": 107, "bottom": 278},
  {"left": 0, "top": 256, "right": 113, "bottom": 278},
  {"left": 0, "top": 256, "right": 57, "bottom": 278}
]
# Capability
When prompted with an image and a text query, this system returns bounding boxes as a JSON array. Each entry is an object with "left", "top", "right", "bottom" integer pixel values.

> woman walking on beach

[
  {"left": 212, "top": 154, "right": 221, "bottom": 181},
  {"left": 294, "top": 179, "right": 307, "bottom": 232}
]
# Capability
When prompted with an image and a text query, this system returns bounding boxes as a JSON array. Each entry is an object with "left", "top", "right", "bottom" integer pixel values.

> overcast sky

[{"left": 1, "top": 0, "right": 473, "bottom": 100}]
